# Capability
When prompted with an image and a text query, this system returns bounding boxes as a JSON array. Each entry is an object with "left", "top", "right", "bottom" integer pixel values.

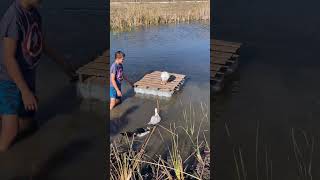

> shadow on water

[
  {"left": 121, "top": 87, "right": 135, "bottom": 102},
  {"left": 9, "top": 138, "right": 93, "bottom": 180},
  {"left": 110, "top": 105, "right": 139, "bottom": 136},
  {"left": 36, "top": 84, "right": 81, "bottom": 126}
]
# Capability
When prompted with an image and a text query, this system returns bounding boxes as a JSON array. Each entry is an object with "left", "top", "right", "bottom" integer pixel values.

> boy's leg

[
  {"left": 0, "top": 115, "right": 19, "bottom": 152},
  {"left": 110, "top": 86, "right": 120, "bottom": 110},
  {"left": 110, "top": 98, "right": 121, "bottom": 110},
  {"left": 110, "top": 98, "right": 116, "bottom": 110}
]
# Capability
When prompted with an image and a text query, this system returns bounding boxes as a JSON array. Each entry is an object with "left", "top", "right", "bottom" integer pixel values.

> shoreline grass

[
  {"left": 111, "top": 1, "right": 210, "bottom": 31},
  {"left": 110, "top": 101, "right": 210, "bottom": 179}
]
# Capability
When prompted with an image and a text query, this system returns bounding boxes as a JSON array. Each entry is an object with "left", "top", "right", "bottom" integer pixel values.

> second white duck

[{"left": 148, "top": 108, "right": 161, "bottom": 125}]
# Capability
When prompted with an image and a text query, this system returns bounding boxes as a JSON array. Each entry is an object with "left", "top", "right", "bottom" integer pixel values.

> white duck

[
  {"left": 148, "top": 108, "right": 161, "bottom": 125},
  {"left": 161, "top": 71, "right": 170, "bottom": 85}
]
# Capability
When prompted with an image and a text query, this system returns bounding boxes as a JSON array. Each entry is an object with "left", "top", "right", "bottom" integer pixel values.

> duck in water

[
  {"left": 120, "top": 127, "right": 151, "bottom": 138},
  {"left": 148, "top": 108, "right": 161, "bottom": 125}
]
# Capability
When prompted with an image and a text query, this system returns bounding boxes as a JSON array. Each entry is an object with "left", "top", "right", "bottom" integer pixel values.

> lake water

[
  {"left": 213, "top": 0, "right": 320, "bottom": 179},
  {"left": 110, "top": 22, "right": 210, "bottom": 158}
]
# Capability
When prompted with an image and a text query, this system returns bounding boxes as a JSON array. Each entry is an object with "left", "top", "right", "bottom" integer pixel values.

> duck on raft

[{"left": 161, "top": 71, "right": 170, "bottom": 85}]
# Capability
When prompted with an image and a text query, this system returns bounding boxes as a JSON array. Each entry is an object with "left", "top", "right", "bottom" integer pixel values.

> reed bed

[
  {"left": 111, "top": 1, "right": 210, "bottom": 31},
  {"left": 224, "top": 120, "right": 316, "bottom": 180},
  {"left": 110, "top": 102, "right": 210, "bottom": 179}
]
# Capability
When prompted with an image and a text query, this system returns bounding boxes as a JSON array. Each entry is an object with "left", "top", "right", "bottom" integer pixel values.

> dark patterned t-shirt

[
  {"left": 0, "top": 0, "right": 43, "bottom": 91},
  {"left": 110, "top": 62, "right": 123, "bottom": 87}
]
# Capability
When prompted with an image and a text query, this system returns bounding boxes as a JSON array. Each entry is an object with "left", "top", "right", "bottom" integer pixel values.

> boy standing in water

[
  {"left": 0, "top": 0, "right": 76, "bottom": 151},
  {"left": 110, "top": 51, "right": 133, "bottom": 110}
]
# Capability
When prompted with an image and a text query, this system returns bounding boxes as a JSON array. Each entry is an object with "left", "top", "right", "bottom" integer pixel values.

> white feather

[
  {"left": 161, "top": 71, "right": 170, "bottom": 83},
  {"left": 137, "top": 131, "right": 150, "bottom": 137},
  {"left": 148, "top": 108, "right": 161, "bottom": 125}
]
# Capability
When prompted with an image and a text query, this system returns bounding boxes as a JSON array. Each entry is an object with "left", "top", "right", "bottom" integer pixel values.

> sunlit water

[{"left": 110, "top": 22, "right": 210, "bottom": 157}]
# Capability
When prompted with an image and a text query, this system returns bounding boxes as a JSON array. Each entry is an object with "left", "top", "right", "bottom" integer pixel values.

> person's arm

[
  {"left": 111, "top": 73, "right": 122, "bottom": 96},
  {"left": 43, "top": 40, "right": 77, "bottom": 81},
  {"left": 3, "top": 38, "right": 38, "bottom": 111},
  {"left": 123, "top": 74, "right": 133, "bottom": 87}
]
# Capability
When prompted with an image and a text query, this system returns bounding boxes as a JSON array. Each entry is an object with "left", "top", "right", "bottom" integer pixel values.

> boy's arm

[
  {"left": 43, "top": 40, "right": 77, "bottom": 80},
  {"left": 123, "top": 74, "right": 134, "bottom": 87},
  {"left": 3, "top": 38, "right": 38, "bottom": 111}
]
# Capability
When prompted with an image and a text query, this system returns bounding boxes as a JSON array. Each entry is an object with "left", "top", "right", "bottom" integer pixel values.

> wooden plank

[
  {"left": 212, "top": 51, "right": 239, "bottom": 58},
  {"left": 82, "top": 62, "right": 108, "bottom": 71},
  {"left": 212, "top": 65, "right": 224, "bottom": 71},
  {"left": 211, "top": 40, "right": 242, "bottom": 93},
  {"left": 139, "top": 77, "right": 184, "bottom": 83},
  {"left": 142, "top": 73, "right": 185, "bottom": 81},
  {"left": 85, "top": 76, "right": 106, "bottom": 85},
  {"left": 135, "top": 85, "right": 176, "bottom": 91},
  {"left": 139, "top": 79, "right": 185, "bottom": 86},
  {"left": 143, "top": 72, "right": 186, "bottom": 81},
  {"left": 135, "top": 79, "right": 182, "bottom": 89},
  {"left": 213, "top": 58, "right": 235, "bottom": 65},
  {"left": 77, "top": 68, "right": 107, "bottom": 77},
  {"left": 211, "top": 39, "right": 242, "bottom": 48},
  {"left": 211, "top": 45, "right": 239, "bottom": 54},
  {"left": 150, "top": 71, "right": 186, "bottom": 78},
  {"left": 94, "top": 56, "right": 107, "bottom": 63},
  {"left": 102, "top": 50, "right": 110, "bottom": 57},
  {"left": 135, "top": 82, "right": 175, "bottom": 91}
]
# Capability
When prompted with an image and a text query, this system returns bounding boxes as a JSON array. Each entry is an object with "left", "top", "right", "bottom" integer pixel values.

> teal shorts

[
  {"left": 0, "top": 80, "right": 36, "bottom": 118},
  {"left": 110, "top": 82, "right": 121, "bottom": 100}
]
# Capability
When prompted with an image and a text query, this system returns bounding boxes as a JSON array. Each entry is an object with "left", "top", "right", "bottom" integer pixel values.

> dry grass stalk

[{"left": 111, "top": 1, "right": 210, "bottom": 31}]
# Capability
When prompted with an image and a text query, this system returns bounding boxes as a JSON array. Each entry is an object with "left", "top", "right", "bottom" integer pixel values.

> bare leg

[
  {"left": 110, "top": 98, "right": 121, "bottom": 110},
  {"left": 110, "top": 98, "right": 116, "bottom": 110},
  {"left": 0, "top": 115, "right": 19, "bottom": 152}
]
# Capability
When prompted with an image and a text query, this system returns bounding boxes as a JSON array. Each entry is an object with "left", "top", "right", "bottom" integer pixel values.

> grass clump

[{"left": 110, "top": 102, "right": 210, "bottom": 179}]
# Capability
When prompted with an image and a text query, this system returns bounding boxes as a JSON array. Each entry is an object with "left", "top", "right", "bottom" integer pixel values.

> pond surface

[{"left": 110, "top": 22, "right": 210, "bottom": 157}]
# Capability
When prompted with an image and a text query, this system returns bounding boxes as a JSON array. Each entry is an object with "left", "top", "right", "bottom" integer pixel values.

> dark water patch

[{"left": 213, "top": 0, "right": 320, "bottom": 179}]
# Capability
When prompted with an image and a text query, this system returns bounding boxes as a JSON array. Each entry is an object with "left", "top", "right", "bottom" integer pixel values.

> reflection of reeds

[
  {"left": 226, "top": 120, "right": 315, "bottom": 180},
  {"left": 291, "top": 128, "right": 314, "bottom": 180},
  {"left": 110, "top": 102, "right": 210, "bottom": 179},
  {"left": 111, "top": 2, "right": 210, "bottom": 31}
]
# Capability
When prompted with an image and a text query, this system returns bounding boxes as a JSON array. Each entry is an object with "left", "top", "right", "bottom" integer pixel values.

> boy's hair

[{"left": 115, "top": 51, "right": 125, "bottom": 59}]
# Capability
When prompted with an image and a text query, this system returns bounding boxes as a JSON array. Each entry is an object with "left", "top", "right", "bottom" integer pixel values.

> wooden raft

[
  {"left": 76, "top": 50, "right": 109, "bottom": 82},
  {"left": 211, "top": 39, "right": 242, "bottom": 92},
  {"left": 134, "top": 71, "right": 186, "bottom": 97},
  {"left": 76, "top": 50, "right": 109, "bottom": 100}
]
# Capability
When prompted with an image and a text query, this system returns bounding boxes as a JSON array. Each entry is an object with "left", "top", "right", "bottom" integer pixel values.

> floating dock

[
  {"left": 76, "top": 50, "right": 109, "bottom": 100},
  {"left": 211, "top": 39, "right": 242, "bottom": 93},
  {"left": 134, "top": 71, "right": 186, "bottom": 98}
]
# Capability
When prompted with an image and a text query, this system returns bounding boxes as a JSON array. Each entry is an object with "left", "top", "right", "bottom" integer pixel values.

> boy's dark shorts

[{"left": 0, "top": 80, "right": 36, "bottom": 118}]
